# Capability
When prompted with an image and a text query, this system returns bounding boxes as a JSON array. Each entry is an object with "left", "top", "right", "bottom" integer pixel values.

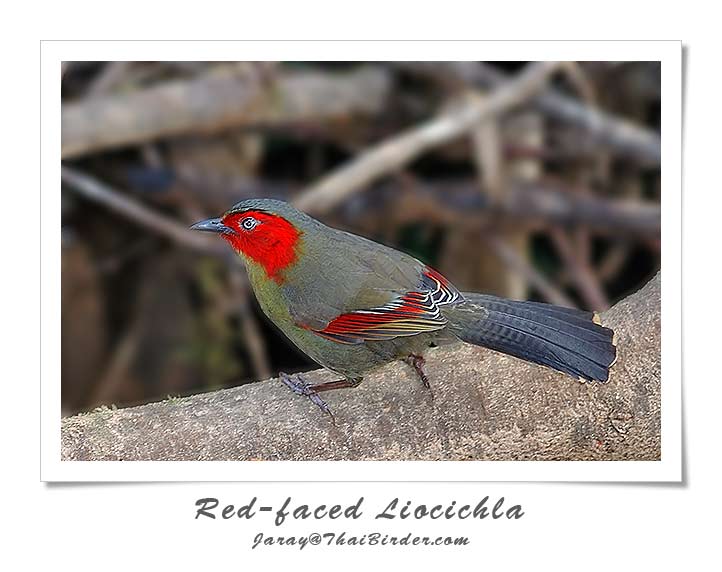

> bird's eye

[{"left": 241, "top": 217, "right": 260, "bottom": 231}]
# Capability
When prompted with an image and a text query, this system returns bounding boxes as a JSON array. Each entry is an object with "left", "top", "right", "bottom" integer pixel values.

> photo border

[{"left": 42, "top": 40, "right": 682, "bottom": 482}]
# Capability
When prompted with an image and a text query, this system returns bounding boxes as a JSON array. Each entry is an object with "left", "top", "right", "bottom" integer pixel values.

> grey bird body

[
  {"left": 240, "top": 203, "right": 447, "bottom": 380},
  {"left": 192, "top": 199, "right": 617, "bottom": 410}
]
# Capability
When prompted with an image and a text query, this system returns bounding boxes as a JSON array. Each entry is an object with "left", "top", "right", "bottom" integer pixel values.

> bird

[{"left": 191, "top": 198, "right": 617, "bottom": 416}]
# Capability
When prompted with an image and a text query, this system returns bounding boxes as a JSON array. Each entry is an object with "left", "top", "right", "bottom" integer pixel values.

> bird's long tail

[{"left": 443, "top": 293, "right": 617, "bottom": 382}]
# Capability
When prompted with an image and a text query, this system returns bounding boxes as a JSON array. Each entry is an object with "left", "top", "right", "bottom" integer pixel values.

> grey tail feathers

[{"left": 444, "top": 293, "right": 617, "bottom": 383}]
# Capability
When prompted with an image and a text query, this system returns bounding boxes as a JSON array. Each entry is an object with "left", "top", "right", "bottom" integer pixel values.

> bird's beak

[{"left": 190, "top": 217, "right": 235, "bottom": 235}]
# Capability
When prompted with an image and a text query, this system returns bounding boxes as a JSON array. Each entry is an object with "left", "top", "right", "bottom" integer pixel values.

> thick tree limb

[
  {"left": 62, "top": 66, "right": 391, "bottom": 158},
  {"left": 61, "top": 273, "right": 661, "bottom": 461}
]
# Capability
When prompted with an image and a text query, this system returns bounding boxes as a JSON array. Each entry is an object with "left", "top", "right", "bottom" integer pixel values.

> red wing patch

[{"left": 310, "top": 267, "right": 463, "bottom": 344}]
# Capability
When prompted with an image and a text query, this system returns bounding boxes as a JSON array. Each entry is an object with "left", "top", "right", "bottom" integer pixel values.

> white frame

[{"left": 41, "top": 41, "right": 682, "bottom": 482}]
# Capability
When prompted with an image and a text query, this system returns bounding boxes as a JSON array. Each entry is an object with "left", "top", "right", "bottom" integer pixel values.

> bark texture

[{"left": 61, "top": 273, "right": 661, "bottom": 461}]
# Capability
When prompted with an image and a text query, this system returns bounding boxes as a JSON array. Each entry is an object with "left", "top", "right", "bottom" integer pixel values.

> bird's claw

[
  {"left": 405, "top": 354, "right": 434, "bottom": 400},
  {"left": 279, "top": 372, "right": 334, "bottom": 419}
]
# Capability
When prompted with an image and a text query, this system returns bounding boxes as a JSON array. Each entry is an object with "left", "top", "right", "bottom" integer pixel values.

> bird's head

[{"left": 191, "top": 199, "right": 313, "bottom": 284}]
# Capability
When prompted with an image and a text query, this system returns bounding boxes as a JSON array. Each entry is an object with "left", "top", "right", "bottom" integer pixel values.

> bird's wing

[
  {"left": 281, "top": 226, "right": 464, "bottom": 344},
  {"left": 291, "top": 264, "right": 464, "bottom": 345},
  {"left": 310, "top": 267, "right": 463, "bottom": 344}
]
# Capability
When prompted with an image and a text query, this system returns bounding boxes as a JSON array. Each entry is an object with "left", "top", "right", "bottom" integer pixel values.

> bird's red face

[{"left": 192, "top": 210, "right": 301, "bottom": 283}]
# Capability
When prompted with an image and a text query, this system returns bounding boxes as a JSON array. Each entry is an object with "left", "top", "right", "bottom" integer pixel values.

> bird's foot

[
  {"left": 405, "top": 354, "right": 434, "bottom": 399},
  {"left": 279, "top": 372, "right": 334, "bottom": 419}
]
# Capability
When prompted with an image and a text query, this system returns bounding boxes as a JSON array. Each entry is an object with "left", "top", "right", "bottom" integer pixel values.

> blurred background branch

[
  {"left": 62, "top": 65, "right": 391, "bottom": 158},
  {"left": 61, "top": 61, "right": 660, "bottom": 415},
  {"left": 61, "top": 164, "right": 225, "bottom": 256},
  {"left": 393, "top": 61, "right": 661, "bottom": 165}
]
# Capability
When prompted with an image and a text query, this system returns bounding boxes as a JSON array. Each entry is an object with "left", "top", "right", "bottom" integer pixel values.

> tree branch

[
  {"left": 61, "top": 273, "right": 661, "bottom": 461},
  {"left": 62, "top": 66, "right": 391, "bottom": 159},
  {"left": 395, "top": 62, "right": 661, "bottom": 165},
  {"left": 61, "top": 165, "right": 226, "bottom": 256},
  {"left": 295, "top": 62, "right": 563, "bottom": 214},
  {"left": 486, "top": 234, "right": 576, "bottom": 307}
]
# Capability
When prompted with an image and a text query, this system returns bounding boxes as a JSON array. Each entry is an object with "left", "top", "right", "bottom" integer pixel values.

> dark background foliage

[{"left": 60, "top": 61, "right": 660, "bottom": 415}]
